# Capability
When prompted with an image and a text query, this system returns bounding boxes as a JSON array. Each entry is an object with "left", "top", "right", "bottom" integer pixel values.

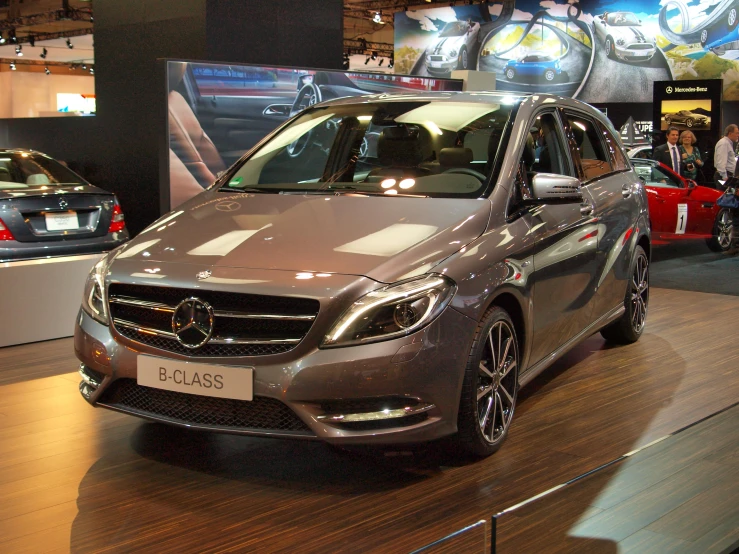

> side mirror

[
  {"left": 528, "top": 173, "right": 583, "bottom": 203},
  {"left": 686, "top": 179, "right": 697, "bottom": 191}
]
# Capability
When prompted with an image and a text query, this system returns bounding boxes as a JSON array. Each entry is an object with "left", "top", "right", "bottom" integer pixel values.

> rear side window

[
  {"left": 562, "top": 111, "right": 613, "bottom": 182},
  {"left": 598, "top": 121, "right": 630, "bottom": 171}
]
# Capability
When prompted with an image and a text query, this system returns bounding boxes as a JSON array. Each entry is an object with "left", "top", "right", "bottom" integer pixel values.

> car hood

[
  {"left": 0, "top": 184, "right": 110, "bottom": 200},
  {"left": 428, "top": 36, "right": 466, "bottom": 55},
  {"left": 610, "top": 25, "right": 655, "bottom": 43},
  {"left": 115, "top": 191, "right": 491, "bottom": 283}
]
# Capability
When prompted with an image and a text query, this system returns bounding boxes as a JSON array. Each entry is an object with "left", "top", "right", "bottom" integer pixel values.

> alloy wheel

[
  {"left": 477, "top": 320, "right": 518, "bottom": 444},
  {"left": 631, "top": 252, "right": 649, "bottom": 333},
  {"left": 462, "top": 49, "right": 468, "bottom": 69},
  {"left": 701, "top": 29, "right": 708, "bottom": 46},
  {"left": 605, "top": 39, "right": 612, "bottom": 56},
  {"left": 717, "top": 210, "right": 734, "bottom": 249},
  {"left": 506, "top": 68, "right": 515, "bottom": 80},
  {"left": 545, "top": 69, "right": 555, "bottom": 81}
]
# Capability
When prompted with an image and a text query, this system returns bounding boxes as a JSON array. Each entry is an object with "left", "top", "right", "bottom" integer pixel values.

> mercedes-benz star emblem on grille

[
  {"left": 216, "top": 201, "right": 240, "bottom": 212},
  {"left": 172, "top": 298, "right": 215, "bottom": 349},
  {"left": 196, "top": 270, "right": 212, "bottom": 281},
  {"left": 58, "top": 198, "right": 69, "bottom": 209},
  {"left": 666, "top": 86, "right": 673, "bottom": 94}
]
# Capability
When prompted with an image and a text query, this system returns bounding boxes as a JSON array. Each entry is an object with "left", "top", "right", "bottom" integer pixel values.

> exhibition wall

[
  {"left": 395, "top": 0, "right": 739, "bottom": 103},
  {"left": 165, "top": 61, "right": 463, "bottom": 209},
  {"left": 0, "top": 71, "right": 95, "bottom": 118}
]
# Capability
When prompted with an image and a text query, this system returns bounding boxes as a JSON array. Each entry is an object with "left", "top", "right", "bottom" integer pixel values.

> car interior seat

[
  {"left": 0, "top": 167, "right": 12, "bottom": 181},
  {"left": 439, "top": 147, "right": 474, "bottom": 171},
  {"left": 365, "top": 126, "right": 433, "bottom": 181},
  {"left": 169, "top": 149, "right": 209, "bottom": 208},
  {"left": 168, "top": 62, "right": 226, "bottom": 188},
  {"left": 26, "top": 174, "right": 51, "bottom": 185}
]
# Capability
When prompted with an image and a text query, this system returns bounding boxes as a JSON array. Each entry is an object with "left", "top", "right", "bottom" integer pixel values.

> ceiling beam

[{"left": 0, "top": 7, "right": 93, "bottom": 31}]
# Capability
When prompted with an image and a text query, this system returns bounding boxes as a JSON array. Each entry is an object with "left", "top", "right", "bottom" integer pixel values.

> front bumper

[
  {"left": 0, "top": 230, "right": 129, "bottom": 263},
  {"left": 74, "top": 303, "right": 477, "bottom": 445},
  {"left": 426, "top": 57, "right": 457, "bottom": 72},
  {"left": 614, "top": 44, "right": 656, "bottom": 62}
]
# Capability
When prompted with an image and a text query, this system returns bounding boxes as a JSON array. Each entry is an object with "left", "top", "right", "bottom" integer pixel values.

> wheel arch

[
  {"left": 484, "top": 291, "right": 527, "bottom": 362},
  {"left": 637, "top": 233, "right": 651, "bottom": 261}
]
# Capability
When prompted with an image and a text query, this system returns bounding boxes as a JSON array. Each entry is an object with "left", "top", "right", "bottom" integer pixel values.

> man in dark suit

[{"left": 653, "top": 126, "right": 682, "bottom": 175}]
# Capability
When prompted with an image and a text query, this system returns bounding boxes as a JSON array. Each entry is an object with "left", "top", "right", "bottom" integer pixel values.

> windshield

[
  {"left": 0, "top": 153, "right": 86, "bottom": 190},
  {"left": 607, "top": 13, "right": 640, "bottom": 26},
  {"left": 221, "top": 100, "right": 515, "bottom": 199},
  {"left": 439, "top": 21, "right": 469, "bottom": 37}
]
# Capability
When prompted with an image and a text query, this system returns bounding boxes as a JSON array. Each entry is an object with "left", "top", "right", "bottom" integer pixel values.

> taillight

[
  {"left": 0, "top": 217, "right": 15, "bottom": 241},
  {"left": 108, "top": 199, "right": 126, "bottom": 233}
]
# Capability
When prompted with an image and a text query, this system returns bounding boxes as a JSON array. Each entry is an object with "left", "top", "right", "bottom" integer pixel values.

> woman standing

[{"left": 679, "top": 130, "right": 702, "bottom": 181}]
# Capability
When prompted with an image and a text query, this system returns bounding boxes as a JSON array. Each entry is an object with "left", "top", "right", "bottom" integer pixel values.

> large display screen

[
  {"left": 166, "top": 61, "right": 463, "bottom": 209},
  {"left": 395, "top": 0, "right": 739, "bottom": 103}
]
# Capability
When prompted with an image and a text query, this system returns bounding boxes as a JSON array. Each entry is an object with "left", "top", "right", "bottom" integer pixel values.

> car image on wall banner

[{"left": 394, "top": 0, "right": 739, "bottom": 102}]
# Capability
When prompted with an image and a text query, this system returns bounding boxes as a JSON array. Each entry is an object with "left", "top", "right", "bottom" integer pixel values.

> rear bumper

[{"left": 0, "top": 230, "right": 129, "bottom": 262}]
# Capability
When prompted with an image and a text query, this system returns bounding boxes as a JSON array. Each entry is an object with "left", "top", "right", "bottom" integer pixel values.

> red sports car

[{"left": 631, "top": 158, "right": 733, "bottom": 251}]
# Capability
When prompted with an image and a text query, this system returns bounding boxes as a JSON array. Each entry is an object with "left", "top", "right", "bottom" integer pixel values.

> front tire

[
  {"left": 457, "top": 46, "right": 468, "bottom": 70},
  {"left": 686, "top": 118, "right": 694, "bottom": 128},
  {"left": 605, "top": 36, "right": 615, "bottom": 59},
  {"left": 455, "top": 306, "right": 519, "bottom": 457},
  {"left": 544, "top": 69, "right": 555, "bottom": 81},
  {"left": 601, "top": 245, "right": 649, "bottom": 344},
  {"left": 505, "top": 67, "right": 515, "bottom": 80},
  {"left": 706, "top": 208, "right": 734, "bottom": 252}
]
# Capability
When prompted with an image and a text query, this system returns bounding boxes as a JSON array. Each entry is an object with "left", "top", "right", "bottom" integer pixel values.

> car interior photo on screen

[{"left": 76, "top": 92, "right": 650, "bottom": 457}]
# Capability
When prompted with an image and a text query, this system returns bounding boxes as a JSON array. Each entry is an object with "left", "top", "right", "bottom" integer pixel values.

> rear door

[{"left": 560, "top": 109, "right": 639, "bottom": 321}]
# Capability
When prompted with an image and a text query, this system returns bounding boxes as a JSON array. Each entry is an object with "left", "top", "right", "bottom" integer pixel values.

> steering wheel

[
  {"left": 443, "top": 168, "right": 487, "bottom": 182},
  {"left": 290, "top": 83, "right": 322, "bottom": 117}
]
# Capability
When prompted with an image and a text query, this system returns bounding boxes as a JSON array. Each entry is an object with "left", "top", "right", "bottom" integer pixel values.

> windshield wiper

[{"left": 220, "top": 187, "right": 276, "bottom": 194}]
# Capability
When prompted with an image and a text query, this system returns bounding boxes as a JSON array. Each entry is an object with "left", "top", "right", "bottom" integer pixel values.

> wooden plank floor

[
  {"left": 494, "top": 405, "right": 739, "bottom": 553},
  {"left": 0, "top": 287, "right": 738, "bottom": 553}
]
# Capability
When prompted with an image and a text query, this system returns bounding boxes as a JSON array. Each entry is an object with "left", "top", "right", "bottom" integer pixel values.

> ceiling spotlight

[
  {"left": 89, "top": 67, "right": 94, "bottom": 75},
  {"left": 15, "top": 45, "right": 23, "bottom": 56},
  {"left": 364, "top": 56, "right": 370, "bottom": 65},
  {"left": 379, "top": 58, "right": 384, "bottom": 66},
  {"left": 342, "top": 53, "right": 350, "bottom": 70},
  {"left": 81, "top": 63, "right": 87, "bottom": 70},
  {"left": 40, "top": 47, "right": 48, "bottom": 59},
  {"left": 10, "top": 29, "right": 17, "bottom": 44},
  {"left": 66, "top": 38, "right": 74, "bottom": 49},
  {"left": 0, "top": 34, "right": 6, "bottom": 45},
  {"left": 44, "top": 66, "right": 51, "bottom": 75},
  {"left": 29, "top": 35, "right": 35, "bottom": 47},
  {"left": 371, "top": 51, "right": 378, "bottom": 60},
  {"left": 388, "top": 55, "right": 394, "bottom": 69},
  {"left": 372, "top": 12, "right": 382, "bottom": 23},
  {"left": 9, "top": 62, "right": 16, "bottom": 71}
]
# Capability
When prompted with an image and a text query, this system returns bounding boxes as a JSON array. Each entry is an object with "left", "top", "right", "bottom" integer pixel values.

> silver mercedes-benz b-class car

[{"left": 75, "top": 92, "right": 650, "bottom": 456}]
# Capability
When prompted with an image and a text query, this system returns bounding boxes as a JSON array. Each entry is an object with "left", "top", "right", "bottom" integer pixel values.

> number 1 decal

[{"left": 676, "top": 203, "right": 688, "bottom": 234}]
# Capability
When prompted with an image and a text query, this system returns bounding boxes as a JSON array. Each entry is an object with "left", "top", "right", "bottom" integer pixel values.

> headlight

[
  {"left": 616, "top": 38, "right": 625, "bottom": 46},
  {"left": 322, "top": 274, "right": 456, "bottom": 348},
  {"left": 81, "top": 257, "right": 109, "bottom": 324}
]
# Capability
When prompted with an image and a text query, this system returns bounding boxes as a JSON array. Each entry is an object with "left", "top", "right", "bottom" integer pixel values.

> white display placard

[
  {"left": 675, "top": 204, "right": 688, "bottom": 234},
  {"left": 46, "top": 212, "right": 79, "bottom": 231},
  {"left": 137, "top": 355, "right": 254, "bottom": 401}
]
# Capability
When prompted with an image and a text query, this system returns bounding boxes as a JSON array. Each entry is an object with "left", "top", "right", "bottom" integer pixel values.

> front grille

[
  {"left": 628, "top": 44, "right": 653, "bottom": 50},
  {"left": 99, "top": 378, "right": 313, "bottom": 434},
  {"left": 108, "top": 283, "right": 319, "bottom": 358},
  {"left": 429, "top": 55, "right": 445, "bottom": 61}
]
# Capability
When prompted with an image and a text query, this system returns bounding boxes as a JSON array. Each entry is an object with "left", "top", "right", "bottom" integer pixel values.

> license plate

[
  {"left": 137, "top": 355, "right": 254, "bottom": 400},
  {"left": 46, "top": 212, "right": 79, "bottom": 231}
]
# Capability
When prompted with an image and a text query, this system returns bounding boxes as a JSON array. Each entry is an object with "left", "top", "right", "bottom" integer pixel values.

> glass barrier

[{"left": 410, "top": 519, "right": 488, "bottom": 554}]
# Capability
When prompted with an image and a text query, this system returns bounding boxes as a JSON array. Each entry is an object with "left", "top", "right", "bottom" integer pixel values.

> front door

[{"left": 525, "top": 111, "right": 599, "bottom": 365}]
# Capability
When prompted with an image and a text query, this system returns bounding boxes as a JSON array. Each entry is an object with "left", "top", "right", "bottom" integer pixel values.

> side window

[
  {"left": 562, "top": 111, "right": 614, "bottom": 182},
  {"left": 644, "top": 165, "right": 683, "bottom": 188},
  {"left": 528, "top": 112, "right": 570, "bottom": 177},
  {"left": 599, "top": 121, "right": 629, "bottom": 171}
]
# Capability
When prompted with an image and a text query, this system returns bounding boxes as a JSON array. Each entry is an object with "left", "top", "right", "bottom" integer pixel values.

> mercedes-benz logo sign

[
  {"left": 172, "top": 298, "right": 214, "bottom": 349},
  {"left": 666, "top": 86, "right": 673, "bottom": 94},
  {"left": 58, "top": 198, "right": 68, "bottom": 209},
  {"left": 216, "top": 201, "right": 241, "bottom": 212}
]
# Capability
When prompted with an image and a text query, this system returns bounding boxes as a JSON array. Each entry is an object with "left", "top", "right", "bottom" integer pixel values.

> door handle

[
  {"left": 622, "top": 184, "right": 633, "bottom": 198},
  {"left": 580, "top": 202, "right": 594, "bottom": 216}
]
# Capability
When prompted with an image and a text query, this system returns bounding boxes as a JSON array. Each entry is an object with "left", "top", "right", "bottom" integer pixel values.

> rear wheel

[
  {"left": 700, "top": 29, "right": 708, "bottom": 47},
  {"left": 601, "top": 245, "right": 649, "bottom": 344},
  {"left": 505, "top": 67, "right": 515, "bottom": 80},
  {"left": 686, "top": 118, "right": 694, "bottom": 128},
  {"left": 455, "top": 306, "right": 519, "bottom": 457},
  {"left": 544, "top": 69, "right": 555, "bottom": 81},
  {"left": 706, "top": 208, "right": 734, "bottom": 252},
  {"left": 729, "top": 8, "right": 738, "bottom": 31}
]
